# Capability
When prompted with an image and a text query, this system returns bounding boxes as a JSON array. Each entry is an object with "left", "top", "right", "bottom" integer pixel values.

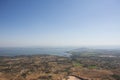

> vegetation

[{"left": 0, "top": 48, "right": 120, "bottom": 80}]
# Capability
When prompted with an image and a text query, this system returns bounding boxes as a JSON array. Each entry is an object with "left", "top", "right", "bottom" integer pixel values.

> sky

[{"left": 0, "top": 0, "right": 120, "bottom": 47}]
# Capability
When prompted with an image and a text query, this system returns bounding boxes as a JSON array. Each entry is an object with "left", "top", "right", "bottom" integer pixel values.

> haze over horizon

[{"left": 0, "top": 0, "right": 120, "bottom": 47}]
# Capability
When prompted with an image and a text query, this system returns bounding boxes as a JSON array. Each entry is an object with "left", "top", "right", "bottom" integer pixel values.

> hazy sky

[{"left": 0, "top": 0, "right": 120, "bottom": 47}]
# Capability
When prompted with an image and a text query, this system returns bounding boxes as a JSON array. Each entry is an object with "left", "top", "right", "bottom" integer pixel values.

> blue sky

[{"left": 0, "top": 0, "right": 120, "bottom": 47}]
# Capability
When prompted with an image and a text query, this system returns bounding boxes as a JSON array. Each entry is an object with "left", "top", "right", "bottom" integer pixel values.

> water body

[{"left": 0, "top": 47, "right": 73, "bottom": 57}]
